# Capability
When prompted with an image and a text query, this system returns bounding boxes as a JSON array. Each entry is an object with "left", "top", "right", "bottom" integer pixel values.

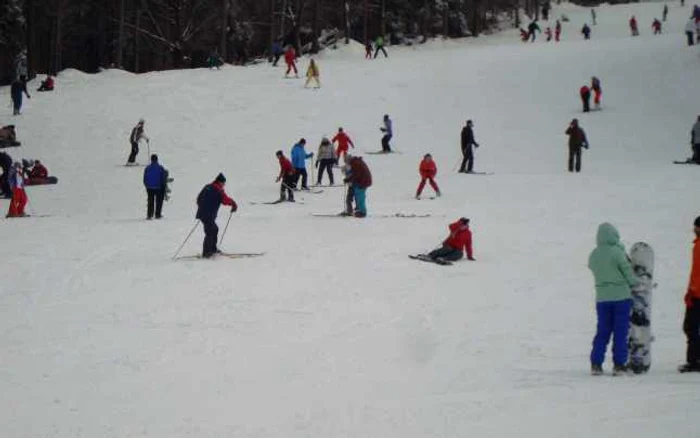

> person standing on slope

[
  {"left": 566, "top": 118, "right": 588, "bottom": 173},
  {"left": 663, "top": 4, "right": 669, "bottom": 21},
  {"left": 284, "top": 45, "right": 298, "bottom": 78},
  {"left": 276, "top": 150, "right": 296, "bottom": 202},
  {"left": 315, "top": 138, "right": 336, "bottom": 186},
  {"left": 680, "top": 216, "right": 700, "bottom": 372},
  {"left": 6, "top": 162, "right": 28, "bottom": 217},
  {"left": 291, "top": 138, "right": 313, "bottom": 190},
  {"left": 581, "top": 23, "right": 592, "bottom": 40},
  {"left": 380, "top": 114, "right": 393, "bottom": 153},
  {"left": 365, "top": 40, "right": 373, "bottom": 59},
  {"left": 0, "top": 151, "right": 12, "bottom": 198},
  {"left": 10, "top": 76, "right": 30, "bottom": 116},
  {"left": 690, "top": 115, "right": 700, "bottom": 163},
  {"left": 416, "top": 154, "right": 441, "bottom": 199},
  {"left": 652, "top": 18, "right": 663, "bottom": 34},
  {"left": 528, "top": 21, "right": 541, "bottom": 42},
  {"left": 143, "top": 154, "right": 168, "bottom": 220},
  {"left": 545, "top": 27, "right": 553, "bottom": 42},
  {"left": 344, "top": 154, "right": 372, "bottom": 218},
  {"left": 591, "top": 76, "right": 602, "bottom": 110},
  {"left": 591, "top": 8, "right": 597, "bottom": 25},
  {"left": 374, "top": 36, "right": 388, "bottom": 58},
  {"left": 686, "top": 17, "right": 697, "bottom": 45},
  {"left": 588, "top": 223, "right": 638, "bottom": 376},
  {"left": 332, "top": 127, "right": 355, "bottom": 161},
  {"left": 580, "top": 84, "right": 592, "bottom": 113},
  {"left": 127, "top": 119, "right": 149, "bottom": 165},
  {"left": 630, "top": 16, "right": 639, "bottom": 36},
  {"left": 427, "top": 218, "right": 474, "bottom": 262},
  {"left": 304, "top": 58, "right": 321, "bottom": 89},
  {"left": 196, "top": 173, "right": 237, "bottom": 258},
  {"left": 459, "top": 120, "right": 480, "bottom": 173},
  {"left": 271, "top": 40, "right": 283, "bottom": 66},
  {"left": 555, "top": 20, "right": 562, "bottom": 42}
]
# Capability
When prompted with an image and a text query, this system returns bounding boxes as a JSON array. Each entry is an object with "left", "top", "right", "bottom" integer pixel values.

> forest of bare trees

[{"left": 0, "top": 0, "right": 576, "bottom": 84}]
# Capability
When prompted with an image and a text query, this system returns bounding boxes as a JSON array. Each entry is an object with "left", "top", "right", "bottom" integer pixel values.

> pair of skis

[
  {"left": 311, "top": 212, "right": 432, "bottom": 218},
  {"left": 175, "top": 252, "right": 265, "bottom": 261}
]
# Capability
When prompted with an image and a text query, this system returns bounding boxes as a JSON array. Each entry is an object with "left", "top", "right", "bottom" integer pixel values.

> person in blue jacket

[
  {"left": 380, "top": 114, "right": 393, "bottom": 153},
  {"left": 291, "top": 138, "right": 313, "bottom": 190},
  {"left": 196, "top": 173, "right": 237, "bottom": 258},
  {"left": 143, "top": 154, "right": 168, "bottom": 220},
  {"left": 271, "top": 40, "right": 283, "bottom": 66}
]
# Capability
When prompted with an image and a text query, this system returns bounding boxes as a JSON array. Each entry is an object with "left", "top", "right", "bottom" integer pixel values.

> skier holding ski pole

[{"left": 195, "top": 173, "right": 237, "bottom": 258}]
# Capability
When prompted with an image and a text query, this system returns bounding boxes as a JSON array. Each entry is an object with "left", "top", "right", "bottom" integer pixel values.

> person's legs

[
  {"left": 428, "top": 245, "right": 462, "bottom": 261},
  {"left": 683, "top": 299, "right": 700, "bottom": 364},
  {"left": 428, "top": 177, "right": 440, "bottom": 194},
  {"left": 466, "top": 148, "right": 474, "bottom": 172},
  {"left": 155, "top": 189, "right": 165, "bottom": 218},
  {"left": 147, "top": 189, "right": 155, "bottom": 219},
  {"left": 591, "top": 301, "right": 614, "bottom": 366},
  {"left": 202, "top": 220, "right": 219, "bottom": 257},
  {"left": 568, "top": 146, "right": 575, "bottom": 172},
  {"left": 611, "top": 299, "right": 633, "bottom": 366},
  {"left": 575, "top": 148, "right": 582, "bottom": 172},
  {"left": 354, "top": 186, "right": 367, "bottom": 215},
  {"left": 345, "top": 185, "right": 354, "bottom": 214},
  {"left": 416, "top": 178, "right": 427, "bottom": 197},
  {"left": 127, "top": 141, "right": 139, "bottom": 163},
  {"left": 299, "top": 168, "right": 308, "bottom": 189}
]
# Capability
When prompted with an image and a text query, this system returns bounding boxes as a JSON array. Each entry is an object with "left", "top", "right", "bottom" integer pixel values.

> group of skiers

[
  {"left": 0, "top": 154, "right": 51, "bottom": 217},
  {"left": 579, "top": 76, "right": 602, "bottom": 113},
  {"left": 521, "top": 20, "right": 563, "bottom": 43}
]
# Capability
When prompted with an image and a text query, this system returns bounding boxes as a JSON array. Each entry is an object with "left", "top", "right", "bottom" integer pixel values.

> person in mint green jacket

[{"left": 588, "top": 223, "right": 638, "bottom": 375}]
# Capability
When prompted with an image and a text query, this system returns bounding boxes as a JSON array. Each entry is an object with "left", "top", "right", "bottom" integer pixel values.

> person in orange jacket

[
  {"left": 680, "top": 216, "right": 700, "bottom": 372},
  {"left": 416, "top": 153, "right": 441, "bottom": 199},
  {"left": 427, "top": 218, "right": 474, "bottom": 262},
  {"left": 332, "top": 127, "right": 354, "bottom": 161}
]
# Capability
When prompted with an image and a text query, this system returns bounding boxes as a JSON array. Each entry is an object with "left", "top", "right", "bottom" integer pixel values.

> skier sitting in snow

[
  {"left": 29, "top": 159, "right": 49, "bottom": 180},
  {"left": 588, "top": 223, "right": 638, "bottom": 376},
  {"left": 427, "top": 218, "right": 474, "bottom": 262},
  {"left": 196, "top": 173, "right": 237, "bottom": 258},
  {"left": 0, "top": 124, "right": 19, "bottom": 147},
  {"left": 416, "top": 154, "right": 441, "bottom": 199},
  {"left": 37, "top": 75, "right": 54, "bottom": 92}
]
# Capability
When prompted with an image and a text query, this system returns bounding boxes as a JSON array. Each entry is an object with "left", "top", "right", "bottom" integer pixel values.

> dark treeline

[{"left": 1, "top": 0, "right": 588, "bottom": 83}]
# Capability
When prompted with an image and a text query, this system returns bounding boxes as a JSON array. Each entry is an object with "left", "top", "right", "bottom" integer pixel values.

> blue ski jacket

[
  {"left": 291, "top": 143, "right": 312, "bottom": 169},
  {"left": 143, "top": 163, "right": 166, "bottom": 190}
]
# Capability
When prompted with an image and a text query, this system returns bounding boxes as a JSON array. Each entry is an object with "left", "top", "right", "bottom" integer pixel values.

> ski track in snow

[{"left": 1, "top": 2, "right": 700, "bottom": 437}]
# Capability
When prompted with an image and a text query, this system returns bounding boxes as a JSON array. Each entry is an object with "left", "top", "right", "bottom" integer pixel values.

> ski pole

[
  {"left": 220, "top": 210, "right": 234, "bottom": 244},
  {"left": 172, "top": 220, "right": 199, "bottom": 259}
]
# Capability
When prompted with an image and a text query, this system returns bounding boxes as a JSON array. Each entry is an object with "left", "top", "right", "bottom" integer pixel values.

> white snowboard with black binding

[{"left": 627, "top": 242, "right": 654, "bottom": 374}]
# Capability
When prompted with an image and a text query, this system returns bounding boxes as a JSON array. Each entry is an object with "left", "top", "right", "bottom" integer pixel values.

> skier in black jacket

[{"left": 459, "top": 120, "right": 479, "bottom": 173}]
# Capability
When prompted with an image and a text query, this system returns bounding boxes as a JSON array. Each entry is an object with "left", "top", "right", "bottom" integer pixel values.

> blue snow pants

[
  {"left": 354, "top": 185, "right": 367, "bottom": 214},
  {"left": 591, "top": 299, "right": 632, "bottom": 366}
]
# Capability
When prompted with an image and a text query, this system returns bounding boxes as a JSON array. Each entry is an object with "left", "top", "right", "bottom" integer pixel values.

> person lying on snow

[
  {"left": 426, "top": 218, "right": 475, "bottom": 262},
  {"left": 37, "top": 76, "right": 54, "bottom": 92}
]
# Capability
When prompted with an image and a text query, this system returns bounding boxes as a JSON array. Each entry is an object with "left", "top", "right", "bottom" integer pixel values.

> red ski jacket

[
  {"left": 419, "top": 159, "right": 437, "bottom": 178},
  {"left": 580, "top": 85, "right": 591, "bottom": 97},
  {"left": 284, "top": 48, "right": 296, "bottom": 65},
  {"left": 212, "top": 181, "right": 235, "bottom": 208},
  {"left": 444, "top": 220, "right": 473, "bottom": 259},
  {"left": 332, "top": 132, "right": 354, "bottom": 150},
  {"left": 278, "top": 156, "right": 295, "bottom": 179},
  {"left": 30, "top": 164, "right": 48, "bottom": 179}
]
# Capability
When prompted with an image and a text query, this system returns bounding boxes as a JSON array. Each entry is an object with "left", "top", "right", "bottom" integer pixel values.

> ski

[
  {"left": 366, "top": 150, "right": 402, "bottom": 155},
  {"left": 296, "top": 188, "right": 324, "bottom": 194},
  {"left": 250, "top": 200, "right": 305, "bottom": 205},
  {"left": 673, "top": 160, "right": 698, "bottom": 165},
  {"left": 311, "top": 213, "right": 431, "bottom": 218},
  {"left": 458, "top": 171, "right": 494, "bottom": 175},
  {"left": 175, "top": 252, "right": 265, "bottom": 261},
  {"left": 409, "top": 254, "right": 453, "bottom": 266}
]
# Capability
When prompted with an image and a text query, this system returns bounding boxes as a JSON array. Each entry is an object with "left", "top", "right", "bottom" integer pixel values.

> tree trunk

[
  {"left": 344, "top": 1, "right": 350, "bottom": 44},
  {"left": 220, "top": 0, "right": 229, "bottom": 62},
  {"left": 26, "top": 0, "right": 36, "bottom": 78},
  {"left": 380, "top": 0, "right": 386, "bottom": 37},
  {"left": 117, "top": 0, "right": 125, "bottom": 67},
  {"left": 363, "top": 0, "right": 368, "bottom": 43},
  {"left": 443, "top": 0, "right": 449, "bottom": 38},
  {"left": 135, "top": 4, "right": 141, "bottom": 72},
  {"left": 55, "top": 3, "right": 62, "bottom": 75},
  {"left": 269, "top": 0, "right": 275, "bottom": 52}
]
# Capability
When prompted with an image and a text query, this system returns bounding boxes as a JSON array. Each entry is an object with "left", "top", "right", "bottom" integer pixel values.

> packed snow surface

[{"left": 1, "top": 1, "right": 699, "bottom": 437}]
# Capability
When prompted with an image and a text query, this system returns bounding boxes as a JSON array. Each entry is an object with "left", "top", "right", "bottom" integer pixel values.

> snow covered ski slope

[{"left": 1, "top": 1, "right": 699, "bottom": 437}]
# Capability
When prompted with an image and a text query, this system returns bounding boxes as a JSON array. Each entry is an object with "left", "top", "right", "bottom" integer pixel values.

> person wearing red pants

[
  {"left": 416, "top": 154, "right": 441, "bottom": 199},
  {"left": 6, "top": 162, "right": 28, "bottom": 218},
  {"left": 284, "top": 46, "right": 298, "bottom": 78},
  {"left": 332, "top": 127, "right": 354, "bottom": 161},
  {"left": 591, "top": 76, "right": 602, "bottom": 110}
]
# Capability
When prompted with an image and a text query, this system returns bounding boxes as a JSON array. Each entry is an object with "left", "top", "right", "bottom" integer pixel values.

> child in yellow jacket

[{"left": 305, "top": 59, "right": 320, "bottom": 89}]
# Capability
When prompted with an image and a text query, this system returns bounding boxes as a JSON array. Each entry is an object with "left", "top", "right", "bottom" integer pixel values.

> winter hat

[
  {"left": 276, "top": 150, "right": 283, "bottom": 157},
  {"left": 215, "top": 173, "right": 226, "bottom": 184},
  {"left": 151, "top": 154, "right": 158, "bottom": 163},
  {"left": 460, "top": 217, "right": 470, "bottom": 225},
  {"left": 694, "top": 216, "right": 700, "bottom": 228}
]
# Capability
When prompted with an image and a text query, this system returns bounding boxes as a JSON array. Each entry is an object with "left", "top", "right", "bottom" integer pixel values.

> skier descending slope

[
  {"left": 196, "top": 173, "right": 237, "bottom": 258},
  {"left": 680, "top": 216, "right": 700, "bottom": 372},
  {"left": 588, "top": 223, "right": 638, "bottom": 376},
  {"left": 332, "top": 127, "right": 354, "bottom": 161},
  {"left": 127, "top": 119, "right": 149, "bottom": 165},
  {"left": 416, "top": 154, "right": 441, "bottom": 199}
]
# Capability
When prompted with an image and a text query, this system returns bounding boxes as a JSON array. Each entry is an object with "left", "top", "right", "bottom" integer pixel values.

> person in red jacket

[
  {"left": 427, "top": 218, "right": 474, "bottom": 262},
  {"left": 580, "top": 84, "right": 591, "bottom": 113},
  {"left": 276, "top": 150, "right": 296, "bottom": 202},
  {"left": 332, "top": 127, "right": 354, "bottom": 161},
  {"left": 545, "top": 27, "right": 553, "bottom": 42},
  {"left": 555, "top": 20, "right": 562, "bottom": 42},
  {"left": 29, "top": 160, "right": 48, "bottom": 179},
  {"left": 630, "top": 16, "right": 639, "bottom": 36},
  {"left": 681, "top": 216, "right": 700, "bottom": 372},
  {"left": 652, "top": 18, "right": 662, "bottom": 35},
  {"left": 284, "top": 46, "right": 298, "bottom": 78},
  {"left": 416, "top": 153, "right": 441, "bottom": 199}
]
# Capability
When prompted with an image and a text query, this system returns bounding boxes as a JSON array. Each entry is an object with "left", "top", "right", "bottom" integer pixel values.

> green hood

[{"left": 596, "top": 222, "right": 621, "bottom": 247}]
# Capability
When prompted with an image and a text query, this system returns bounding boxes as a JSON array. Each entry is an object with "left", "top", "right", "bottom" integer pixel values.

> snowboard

[
  {"left": 25, "top": 176, "right": 58, "bottom": 186},
  {"left": 627, "top": 242, "right": 654, "bottom": 374},
  {"left": 366, "top": 150, "right": 402, "bottom": 155},
  {"left": 409, "top": 254, "right": 453, "bottom": 266},
  {"left": 0, "top": 141, "right": 21, "bottom": 149}
]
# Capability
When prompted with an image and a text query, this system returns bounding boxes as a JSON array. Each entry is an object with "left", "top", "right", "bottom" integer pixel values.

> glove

[
  {"left": 231, "top": 204, "right": 238, "bottom": 213},
  {"left": 315, "top": 161, "right": 319, "bottom": 168},
  {"left": 685, "top": 291, "right": 693, "bottom": 308},
  {"left": 343, "top": 178, "right": 350, "bottom": 184}
]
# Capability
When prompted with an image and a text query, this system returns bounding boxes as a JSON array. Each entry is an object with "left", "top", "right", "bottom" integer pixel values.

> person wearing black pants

[
  {"left": 565, "top": 118, "right": 588, "bottom": 173},
  {"left": 276, "top": 150, "right": 297, "bottom": 202},
  {"left": 459, "top": 120, "right": 479, "bottom": 173},
  {"left": 0, "top": 152, "right": 12, "bottom": 198},
  {"left": 128, "top": 119, "right": 149, "bottom": 165},
  {"left": 680, "top": 216, "right": 700, "bottom": 372},
  {"left": 315, "top": 138, "right": 335, "bottom": 185},
  {"left": 143, "top": 154, "right": 168, "bottom": 219},
  {"left": 195, "top": 173, "right": 237, "bottom": 258}
]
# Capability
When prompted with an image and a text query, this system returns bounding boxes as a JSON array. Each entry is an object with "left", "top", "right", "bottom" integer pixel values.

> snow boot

[
  {"left": 612, "top": 364, "right": 629, "bottom": 376},
  {"left": 678, "top": 363, "right": 700, "bottom": 373},
  {"left": 591, "top": 364, "right": 603, "bottom": 376}
]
